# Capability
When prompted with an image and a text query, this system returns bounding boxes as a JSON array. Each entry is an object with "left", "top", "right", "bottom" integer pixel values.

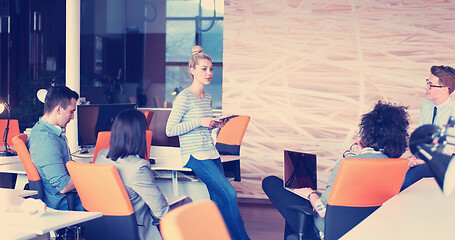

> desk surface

[
  {"left": 0, "top": 155, "right": 21, "bottom": 165},
  {"left": 1, "top": 147, "right": 241, "bottom": 173},
  {"left": 0, "top": 188, "right": 102, "bottom": 238},
  {"left": 0, "top": 187, "right": 102, "bottom": 236},
  {"left": 4, "top": 210, "right": 102, "bottom": 235},
  {"left": 0, "top": 188, "right": 37, "bottom": 198},
  {"left": 0, "top": 227, "right": 36, "bottom": 240},
  {"left": 341, "top": 178, "right": 455, "bottom": 240},
  {"left": 0, "top": 162, "right": 25, "bottom": 174},
  {"left": 0, "top": 188, "right": 37, "bottom": 209},
  {"left": 151, "top": 157, "right": 191, "bottom": 171},
  {"left": 0, "top": 155, "right": 25, "bottom": 175}
]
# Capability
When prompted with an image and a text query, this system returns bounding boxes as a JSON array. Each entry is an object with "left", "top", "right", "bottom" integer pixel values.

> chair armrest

[
  {"left": 289, "top": 205, "right": 316, "bottom": 216},
  {"left": 66, "top": 190, "right": 78, "bottom": 211}
]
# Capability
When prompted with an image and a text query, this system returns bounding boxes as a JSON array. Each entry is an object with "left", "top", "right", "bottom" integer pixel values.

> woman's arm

[
  {"left": 166, "top": 93, "right": 218, "bottom": 136},
  {"left": 165, "top": 94, "right": 201, "bottom": 137},
  {"left": 293, "top": 187, "right": 326, "bottom": 218},
  {"left": 133, "top": 165, "right": 169, "bottom": 219}
]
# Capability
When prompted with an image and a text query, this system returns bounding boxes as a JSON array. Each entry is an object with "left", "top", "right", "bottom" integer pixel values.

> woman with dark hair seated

[
  {"left": 95, "top": 109, "right": 191, "bottom": 240},
  {"left": 262, "top": 101, "right": 410, "bottom": 239}
]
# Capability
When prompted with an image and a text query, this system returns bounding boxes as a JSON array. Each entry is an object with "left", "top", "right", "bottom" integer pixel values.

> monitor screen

[
  {"left": 148, "top": 109, "right": 180, "bottom": 147},
  {"left": 77, "top": 103, "right": 137, "bottom": 147},
  {"left": 284, "top": 150, "right": 317, "bottom": 190}
]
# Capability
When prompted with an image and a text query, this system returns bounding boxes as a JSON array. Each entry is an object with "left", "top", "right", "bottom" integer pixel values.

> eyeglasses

[
  {"left": 426, "top": 79, "right": 446, "bottom": 89},
  {"left": 342, "top": 143, "right": 359, "bottom": 158}
]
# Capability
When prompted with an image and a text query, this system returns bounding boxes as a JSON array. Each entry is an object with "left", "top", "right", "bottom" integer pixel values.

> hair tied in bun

[{"left": 192, "top": 46, "right": 203, "bottom": 55}]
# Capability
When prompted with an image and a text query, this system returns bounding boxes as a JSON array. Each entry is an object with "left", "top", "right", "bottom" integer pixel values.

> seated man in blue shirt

[
  {"left": 27, "top": 86, "right": 84, "bottom": 210},
  {"left": 402, "top": 65, "right": 455, "bottom": 190}
]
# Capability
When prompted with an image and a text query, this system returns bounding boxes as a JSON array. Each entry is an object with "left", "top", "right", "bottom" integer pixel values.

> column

[{"left": 66, "top": 0, "right": 80, "bottom": 153}]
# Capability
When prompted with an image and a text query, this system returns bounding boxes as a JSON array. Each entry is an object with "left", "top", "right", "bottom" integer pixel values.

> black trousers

[{"left": 262, "top": 176, "right": 319, "bottom": 239}]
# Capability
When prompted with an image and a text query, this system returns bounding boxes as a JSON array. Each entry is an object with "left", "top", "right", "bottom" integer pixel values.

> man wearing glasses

[{"left": 402, "top": 65, "right": 455, "bottom": 190}]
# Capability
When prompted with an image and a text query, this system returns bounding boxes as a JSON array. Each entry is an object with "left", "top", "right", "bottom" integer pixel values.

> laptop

[{"left": 283, "top": 150, "right": 317, "bottom": 191}]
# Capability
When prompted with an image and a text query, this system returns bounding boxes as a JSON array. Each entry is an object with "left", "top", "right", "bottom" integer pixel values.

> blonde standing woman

[{"left": 166, "top": 46, "right": 250, "bottom": 240}]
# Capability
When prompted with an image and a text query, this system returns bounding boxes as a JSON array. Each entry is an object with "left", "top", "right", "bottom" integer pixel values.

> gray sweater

[{"left": 95, "top": 148, "right": 169, "bottom": 240}]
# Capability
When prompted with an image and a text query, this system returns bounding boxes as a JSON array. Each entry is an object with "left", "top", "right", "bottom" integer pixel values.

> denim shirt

[{"left": 27, "top": 118, "right": 72, "bottom": 209}]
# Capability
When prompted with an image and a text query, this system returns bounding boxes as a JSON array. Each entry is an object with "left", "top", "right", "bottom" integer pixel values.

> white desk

[
  {"left": 0, "top": 155, "right": 21, "bottom": 165},
  {"left": 0, "top": 188, "right": 38, "bottom": 240},
  {"left": 0, "top": 188, "right": 38, "bottom": 210},
  {"left": 0, "top": 228, "right": 36, "bottom": 240},
  {"left": 0, "top": 188, "right": 102, "bottom": 239},
  {"left": 0, "top": 188, "right": 37, "bottom": 198},
  {"left": 341, "top": 178, "right": 455, "bottom": 240},
  {"left": 0, "top": 187, "right": 102, "bottom": 237},
  {"left": 2, "top": 146, "right": 239, "bottom": 201},
  {"left": 149, "top": 146, "right": 241, "bottom": 198},
  {"left": 2, "top": 209, "right": 102, "bottom": 235},
  {"left": 151, "top": 157, "right": 193, "bottom": 197},
  {"left": 148, "top": 146, "right": 208, "bottom": 199},
  {"left": 0, "top": 154, "right": 92, "bottom": 190},
  {"left": 0, "top": 160, "right": 28, "bottom": 190}
]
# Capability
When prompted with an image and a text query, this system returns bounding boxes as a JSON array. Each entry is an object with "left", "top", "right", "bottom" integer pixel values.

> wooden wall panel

[{"left": 223, "top": 0, "right": 455, "bottom": 198}]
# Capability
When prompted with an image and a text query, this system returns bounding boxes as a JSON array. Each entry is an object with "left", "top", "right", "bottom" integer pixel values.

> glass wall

[
  {"left": 1, "top": 0, "right": 223, "bottom": 130},
  {"left": 80, "top": 0, "right": 224, "bottom": 109},
  {"left": 165, "top": 0, "right": 223, "bottom": 108},
  {"left": 1, "top": 0, "right": 67, "bottom": 130}
]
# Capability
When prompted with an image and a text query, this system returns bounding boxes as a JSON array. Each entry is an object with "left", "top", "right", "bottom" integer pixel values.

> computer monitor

[
  {"left": 148, "top": 109, "right": 180, "bottom": 147},
  {"left": 77, "top": 103, "right": 137, "bottom": 148}
]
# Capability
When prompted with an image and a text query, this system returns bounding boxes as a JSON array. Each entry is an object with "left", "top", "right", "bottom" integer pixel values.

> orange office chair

[
  {"left": 216, "top": 115, "right": 250, "bottom": 155},
  {"left": 0, "top": 119, "right": 20, "bottom": 150},
  {"left": 12, "top": 134, "right": 44, "bottom": 200},
  {"left": 12, "top": 134, "right": 76, "bottom": 209},
  {"left": 92, "top": 131, "right": 111, "bottom": 163},
  {"left": 66, "top": 161, "right": 140, "bottom": 240},
  {"left": 143, "top": 110, "right": 154, "bottom": 130},
  {"left": 291, "top": 158, "right": 408, "bottom": 240},
  {"left": 92, "top": 130, "right": 153, "bottom": 163},
  {"left": 216, "top": 115, "right": 250, "bottom": 181},
  {"left": 160, "top": 200, "right": 231, "bottom": 240}
]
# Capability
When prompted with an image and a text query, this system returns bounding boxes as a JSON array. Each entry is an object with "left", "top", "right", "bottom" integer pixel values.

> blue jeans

[
  {"left": 401, "top": 163, "right": 433, "bottom": 191},
  {"left": 185, "top": 155, "right": 250, "bottom": 240}
]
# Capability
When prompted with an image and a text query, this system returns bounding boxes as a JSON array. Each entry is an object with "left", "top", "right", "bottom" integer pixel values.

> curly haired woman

[{"left": 262, "top": 101, "right": 410, "bottom": 240}]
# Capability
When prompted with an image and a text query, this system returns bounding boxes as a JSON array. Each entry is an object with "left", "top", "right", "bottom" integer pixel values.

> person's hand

[
  {"left": 293, "top": 188, "right": 326, "bottom": 218},
  {"left": 292, "top": 187, "right": 314, "bottom": 200},
  {"left": 407, "top": 155, "right": 418, "bottom": 168},
  {"left": 407, "top": 155, "right": 425, "bottom": 168},
  {"left": 214, "top": 118, "right": 228, "bottom": 128},
  {"left": 200, "top": 117, "right": 218, "bottom": 129}
]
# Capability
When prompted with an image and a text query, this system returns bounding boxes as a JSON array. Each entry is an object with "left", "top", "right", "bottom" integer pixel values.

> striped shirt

[{"left": 166, "top": 88, "right": 219, "bottom": 165}]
